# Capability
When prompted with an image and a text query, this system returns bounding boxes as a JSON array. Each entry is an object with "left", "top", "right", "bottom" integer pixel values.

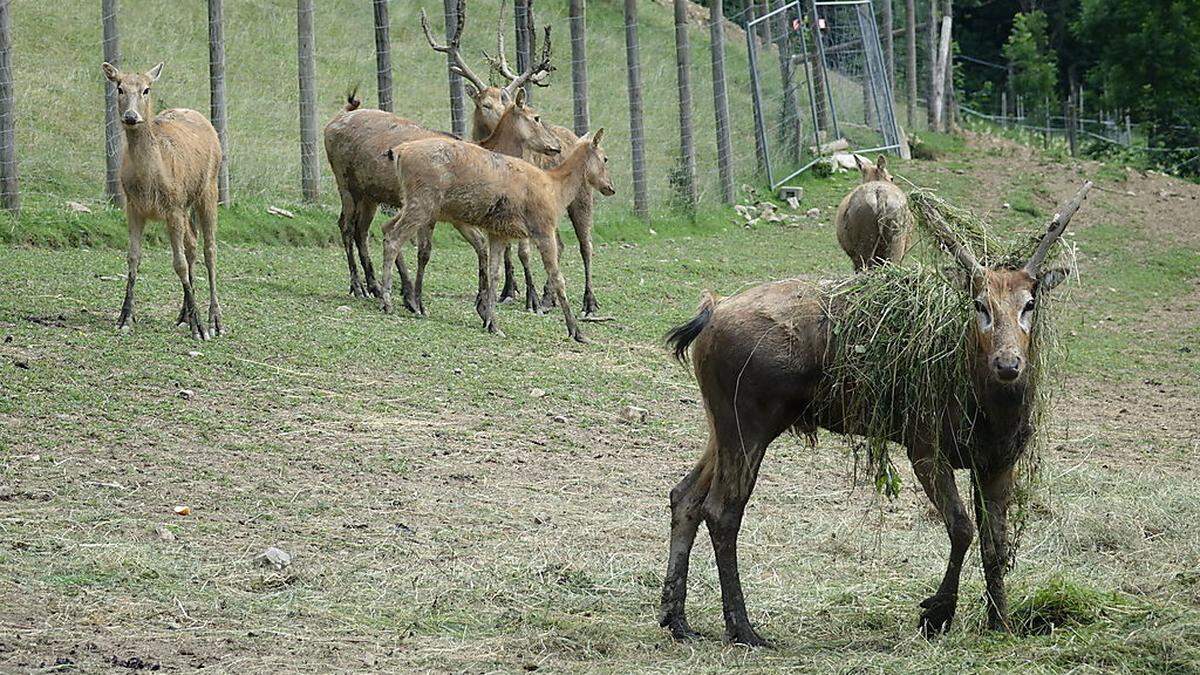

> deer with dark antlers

[
  {"left": 322, "top": 0, "right": 555, "bottom": 306},
  {"left": 659, "top": 183, "right": 1092, "bottom": 646}
]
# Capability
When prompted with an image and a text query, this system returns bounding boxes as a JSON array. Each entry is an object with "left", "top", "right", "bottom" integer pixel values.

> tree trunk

[
  {"left": 904, "top": 0, "right": 916, "bottom": 129},
  {"left": 925, "top": 0, "right": 937, "bottom": 129},
  {"left": 297, "top": 0, "right": 318, "bottom": 202},
  {"left": 941, "top": 0, "right": 954, "bottom": 130},
  {"left": 710, "top": 0, "right": 734, "bottom": 203},
  {"left": 208, "top": 0, "right": 230, "bottom": 204},
  {"left": 514, "top": 0, "right": 533, "bottom": 104},
  {"left": 883, "top": 0, "right": 894, "bottom": 92},
  {"left": 569, "top": 0, "right": 589, "bottom": 137},
  {"left": 673, "top": 0, "right": 697, "bottom": 207},
  {"left": 624, "top": 0, "right": 648, "bottom": 219},
  {"left": 102, "top": 0, "right": 123, "bottom": 207},
  {"left": 774, "top": 1, "right": 800, "bottom": 162},
  {"left": 808, "top": 0, "right": 831, "bottom": 133}
]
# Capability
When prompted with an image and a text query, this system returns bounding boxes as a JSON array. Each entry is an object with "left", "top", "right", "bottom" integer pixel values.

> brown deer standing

[
  {"left": 102, "top": 62, "right": 223, "bottom": 340},
  {"left": 835, "top": 154, "right": 913, "bottom": 270},
  {"left": 659, "top": 183, "right": 1091, "bottom": 645},
  {"left": 323, "top": 0, "right": 553, "bottom": 306},
  {"left": 465, "top": 0, "right": 600, "bottom": 316},
  {"left": 380, "top": 131, "right": 615, "bottom": 343}
]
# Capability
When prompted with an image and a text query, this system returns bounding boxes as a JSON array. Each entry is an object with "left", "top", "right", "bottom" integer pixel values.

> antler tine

[
  {"left": 483, "top": 0, "right": 520, "bottom": 83},
  {"left": 420, "top": 1, "right": 487, "bottom": 93},
  {"left": 502, "top": 2, "right": 554, "bottom": 96},
  {"left": 1024, "top": 181, "right": 1093, "bottom": 273}
]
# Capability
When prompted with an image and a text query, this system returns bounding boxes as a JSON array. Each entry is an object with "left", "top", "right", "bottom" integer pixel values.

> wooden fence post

[
  {"left": 514, "top": 0, "right": 533, "bottom": 104},
  {"left": 102, "top": 0, "right": 123, "bottom": 207},
  {"left": 208, "top": 0, "right": 230, "bottom": 204},
  {"left": 925, "top": 0, "right": 936, "bottom": 129},
  {"left": 673, "top": 0, "right": 696, "bottom": 207},
  {"left": 623, "top": 0, "right": 647, "bottom": 219},
  {"left": 373, "top": 0, "right": 393, "bottom": 112},
  {"left": 710, "top": 0, "right": 734, "bottom": 203},
  {"left": 444, "top": 0, "right": 465, "bottom": 136},
  {"left": 297, "top": 0, "right": 319, "bottom": 202},
  {"left": 569, "top": 0, "right": 589, "bottom": 137},
  {"left": 807, "top": 0, "right": 831, "bottom": 133},
  {"left": 0, "top": 0, "right": 18, "bottom": 213}
]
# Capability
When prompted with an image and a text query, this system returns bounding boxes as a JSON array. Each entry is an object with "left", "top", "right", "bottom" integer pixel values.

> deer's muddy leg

[
  {"left": 534, "top": 230, "right": 584, "bottom": 343},
  {"left": 498, "top": 244, "right": 518, "bottom": 304},
  {"left": 660, "top": 437, "right": 716, "bottom": 641},
  {"left": 910, "top": 446, "right": 974, "bottom": 636},
  {"left": 379, "top": 207, "right": 427, "bottom": 316},
  {"left": 479, "top": 236, "right": 506, "bottom": 335},
  {"left": 168, "top": 214, "right": 207, "bottom": 340},
  {"left": 354, "top": 201, "right": 382, "bottom": 298},
  {"left": 452, "top": 225, "right": 489, "bottom": 313},
  {"left": 196, "top": 190, "right": 223, "bottom": 336},
  {"left": 974, "top": 468, "right": 1014, "bottom": 632},
  {"left": 117, "top": 212, "right": 146, "bottom": 331},
  {"left": 516, "top": 239, "right": 540, "bottom": 314},
  {"left": 568, "top": 193, "right": 599, "bottom": 316},
  {"left": 703, "top": 430, "right": 769, "bottom": 647}
]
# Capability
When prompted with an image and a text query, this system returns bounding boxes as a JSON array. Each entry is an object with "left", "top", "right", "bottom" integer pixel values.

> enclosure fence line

[
  {"left": 297, "top": 0, "right": 319, "bottom": 202},
  {"left": 0, "top": 0, "right": 16, "bottom": 214},
  {"left": 101, "top": 0, "right": 122, "bottom": 208},
  {"left": 208, "top": 0, "right": 230, "bottom": 205}
]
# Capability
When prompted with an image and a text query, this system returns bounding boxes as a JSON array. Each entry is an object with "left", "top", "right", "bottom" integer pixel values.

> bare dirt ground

[{"left": 2, "top": 134, "right": 1198, "bottom": 672}]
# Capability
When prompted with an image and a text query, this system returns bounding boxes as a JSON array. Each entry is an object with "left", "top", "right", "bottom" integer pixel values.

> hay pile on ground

[{"left": 816, "top": 189, "right": 1071, "bottom": 513}]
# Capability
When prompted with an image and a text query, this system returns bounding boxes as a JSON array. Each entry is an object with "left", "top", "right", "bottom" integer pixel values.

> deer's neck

[
  {"left": 969, "top": 358, "right": 1035, "bottom": 466},
  {"left": 122, "top": 122, "right": 164, "bottom": 175},
  {"left": 545, "top": 147, "right": 588, "bottom": 212},
  {"left": 479, "top": 120, "right": 524, "bottom": 159}
]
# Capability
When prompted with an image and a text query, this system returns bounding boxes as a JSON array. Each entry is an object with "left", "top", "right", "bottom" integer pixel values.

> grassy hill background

[{"left": 6, "top": 0, "right": 793, "bottom": 242}]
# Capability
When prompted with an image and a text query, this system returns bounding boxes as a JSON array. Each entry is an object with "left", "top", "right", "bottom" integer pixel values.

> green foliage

[{"left": 1003, "top": 11, "right": 1058, "bottom": 121}]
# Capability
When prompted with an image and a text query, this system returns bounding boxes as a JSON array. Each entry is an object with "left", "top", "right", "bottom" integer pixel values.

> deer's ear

[
  {"left": 147, "top": 62, "right": 164, "bottom": 82},
  {"left": 876, "top": 154, "right": 887, "bottom": 171},
  {"left": 591, "top": 128, "right": 604, "bottom": 147},
  {"left": 514, "top": 87, "right": 526, "bottom": 108},
  {"left": 464, "top": 82, "right": 480, "bottom": 99},
  {"left": 384, "top": 148, "right": 395, "bottom": 162},
  {"left": 102, "top": 62, "right": 120, "bottom": 82},
  {"left": 1037, "top": 267, "right": 1070, "bottom": 293}
]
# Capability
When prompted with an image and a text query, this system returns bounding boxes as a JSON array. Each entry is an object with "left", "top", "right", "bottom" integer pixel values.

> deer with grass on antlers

[
  {"left": 660, "top": 182, "right": 1091, "bottom": 645},
  {"left": 102, "top": 61, "right": 223, "bottom": 340}
]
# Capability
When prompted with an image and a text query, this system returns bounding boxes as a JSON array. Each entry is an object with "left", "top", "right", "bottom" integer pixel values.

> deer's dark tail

[
  {"left": 665, "top": 291, "right": 719, "bottom": 364},
  {"left": 344, "top": 86, "right": 361, "bottom": 112}
]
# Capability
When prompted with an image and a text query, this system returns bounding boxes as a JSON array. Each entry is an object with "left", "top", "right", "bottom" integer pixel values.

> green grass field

[{"left": 3, "top": 130, "right": 1199, "bottom": 671}]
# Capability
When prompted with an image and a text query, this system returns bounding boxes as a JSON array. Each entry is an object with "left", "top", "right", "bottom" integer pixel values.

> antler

[
  {"left": 1024, "top": 181, "right": 1093, "bottom": 273},
  {"left": 420, "top": 0, "right": 487, "bottom": 94},
  {"left": 911, "top": 191, "right": 988, "bottom": 280},
  {"left": 483, "top": 0, "right": 554, "bottom": 97}
]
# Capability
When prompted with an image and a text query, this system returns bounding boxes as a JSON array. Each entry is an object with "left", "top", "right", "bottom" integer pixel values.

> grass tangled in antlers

[{"left": 816, "top": 188, "right": 1073, "bottom": 556}]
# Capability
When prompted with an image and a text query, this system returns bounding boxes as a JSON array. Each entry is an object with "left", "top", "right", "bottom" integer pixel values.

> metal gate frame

[{"left": 747, "top": 0, "right": 903, "bottom": 189}]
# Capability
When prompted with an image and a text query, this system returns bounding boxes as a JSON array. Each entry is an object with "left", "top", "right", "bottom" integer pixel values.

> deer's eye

[
  {"left": 602, "top": 156, "right": 608, "bottom": 163},
  {"left": 142, "top": 87, "right": 150, "bottom": 95},
  {"left": 534, "top": 116, "right": 540, "bottom": 123},
  {"left": 1023, "top": 298, "right": 1035, "bottom": 313},
  {"left": 973, "top": 299, "right": 988, "bottom": 315}
]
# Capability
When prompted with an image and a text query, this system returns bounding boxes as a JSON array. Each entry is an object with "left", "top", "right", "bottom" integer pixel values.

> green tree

[
  {"left": 1002, "top": 11, "right": 1058, "bottom": 120},
  {"left": 1075, "top": 0, "right": 1200, "bottom": 146}
]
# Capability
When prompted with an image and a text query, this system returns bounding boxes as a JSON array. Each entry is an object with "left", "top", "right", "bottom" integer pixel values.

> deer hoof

[
  {"left": 661, "top": 615, "right": 703, "bottom": 642},
  {"left": 582, "top": 296, "right": 599, "bottom": 316},
  {"left": 724, "top": 624, "right": 769, "bottom": 648},
  {"left": 571, "top": 331, "right": 591, "bottom": 345},
  {"left": 918, "top": 593, "right": 957, "bottom": 637},
  {"left": 209, "top": 314, "right": 224, "bottom": 337},
  {"left": 349, "top": 281, "right": 367, "bottom": 299},
  {"left": 116, "top": 311, "right": 135, "bottom": 331}
]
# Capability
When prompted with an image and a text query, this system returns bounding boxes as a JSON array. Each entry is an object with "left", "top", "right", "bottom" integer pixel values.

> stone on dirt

[
  {"left": 255, "top": 546, "right": 292, "bottom": 571},
  {"left": 621, "top": 405, "right": 648, "bottom": 424}
]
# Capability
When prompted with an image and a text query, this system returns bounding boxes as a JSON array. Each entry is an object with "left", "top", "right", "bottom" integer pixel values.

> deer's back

[
  {"left": 398, "top": 139, "right": 547, "bottom": 240},
  {"left": 835, "top": 182, "right": 911, "bottom": 264},
  {"left": 325, "top": 108, "right": 453, "bottom": 207}
]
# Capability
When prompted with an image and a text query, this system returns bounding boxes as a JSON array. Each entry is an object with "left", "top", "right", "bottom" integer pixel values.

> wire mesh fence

[{"left": 1, "top": 0, "right": 917, "bottom": 219}]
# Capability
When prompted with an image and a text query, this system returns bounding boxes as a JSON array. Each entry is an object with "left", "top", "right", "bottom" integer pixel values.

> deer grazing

[
  {"left": 101, "top": 62, "right": 223, "bottom": 340},
  {"left": 322, "top": 0, "right": 554, "bottom": 306},
  {"left": 659, "top": 183, "right": 1091, "bottom": 645},
  {"left": 380, "top": 131, "right": 615, "bottom": 343},
  {"left": 835, "top": 154, "right": 913, "bottom": 271}
]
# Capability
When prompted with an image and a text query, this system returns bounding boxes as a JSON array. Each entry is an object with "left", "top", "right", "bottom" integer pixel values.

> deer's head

[
  {"left": 854, "top": 154, "right": 893, "bottom": 184},
  {"left": 579, "top": 129, "right": 615, "bottom": 196},
  {"left": 943, "top": 183, "right": 1090, "bottom": 385},
  {"left": 492, "top": 88, "right": 560, "bottom": 155},
  {"left": 102, "top": 61, "right": 162, "bottom": 127}
]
